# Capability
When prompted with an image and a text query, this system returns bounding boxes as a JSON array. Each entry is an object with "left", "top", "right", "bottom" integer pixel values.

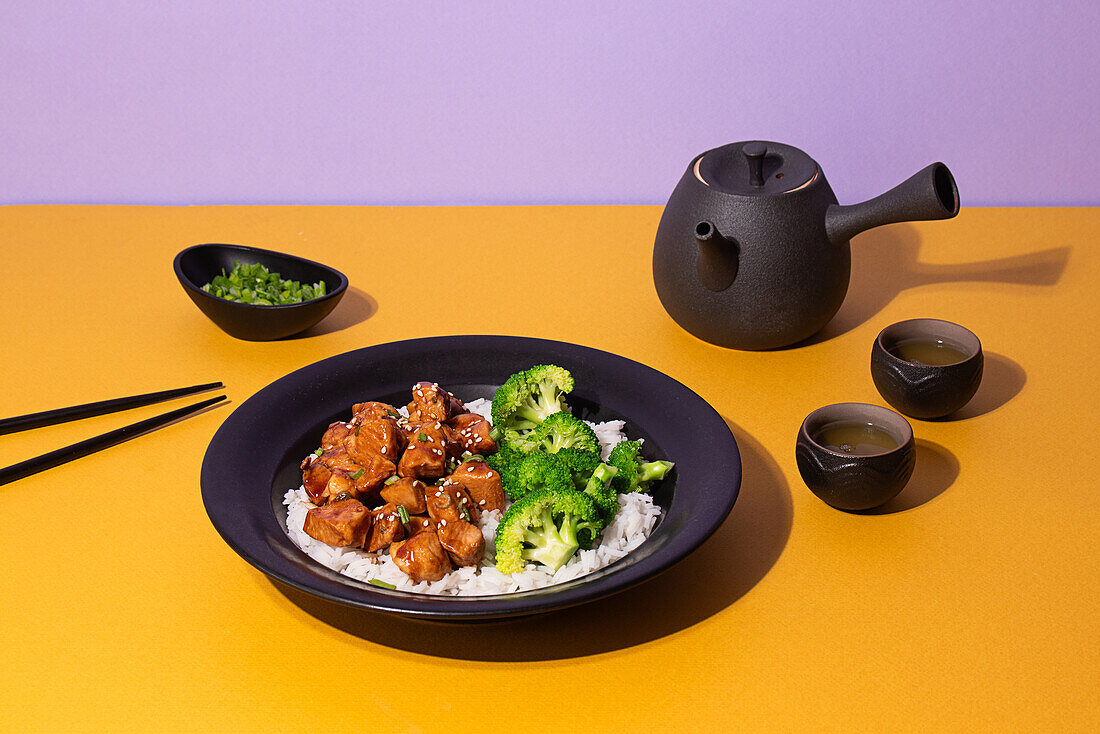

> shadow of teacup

[
  {"left": 945, "top": 351, "right": 1026, "bottom": 420},
  {"left": 264, "top": 419, "right": 791, "bottom": 661},
  {"left": 854, "top": 439, "right": 959, "bottom": 514}
]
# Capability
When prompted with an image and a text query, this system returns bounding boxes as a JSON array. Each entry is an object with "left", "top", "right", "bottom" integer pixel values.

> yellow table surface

[{"left": 0, "top": 205, "right": 1096, "bottom": 732}]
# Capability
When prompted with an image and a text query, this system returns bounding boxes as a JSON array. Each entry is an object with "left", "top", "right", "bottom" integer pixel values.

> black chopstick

[
  {"left": 0, "top": 381, "right": 224, "bottom": 436},
  {"left": 0, "top": 395, "right": 227, "bottom": 486}
]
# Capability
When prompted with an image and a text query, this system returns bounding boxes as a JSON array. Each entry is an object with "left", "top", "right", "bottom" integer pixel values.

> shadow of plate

[{"left": 267, "top": 419, "right": 791, "bottom": 661}]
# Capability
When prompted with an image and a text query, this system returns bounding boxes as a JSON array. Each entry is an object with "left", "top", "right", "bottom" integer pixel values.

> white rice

[{"left": 282, "top": 397, "right": 662, "bottom": 595}]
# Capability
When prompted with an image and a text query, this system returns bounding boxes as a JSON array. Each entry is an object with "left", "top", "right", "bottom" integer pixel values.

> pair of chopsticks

[{"left": 0, "top": 382, "right": 226, "bottom": 486}]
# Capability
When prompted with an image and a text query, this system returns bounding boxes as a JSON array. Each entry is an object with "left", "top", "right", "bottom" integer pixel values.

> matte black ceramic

[
  {"left": 174, "top": 243, "right": 349, "bottom": 341},
  {"left": 653, "top": 140, "right": 960, "bottom": 350},
  {"left": 200, "top": 336, "right": 741, "bottom": 621},
  {"left": 871, "top": 318, "right": 983, "bottom": 419},
  {"left": 796, "top": 403, "right": 915, "bottom": 511}
]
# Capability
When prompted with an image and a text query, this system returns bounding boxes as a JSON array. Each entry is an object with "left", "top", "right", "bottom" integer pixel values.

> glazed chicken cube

[
  {"left": 436, "top": 519, "right": 485, "bottom": 567},
  {"left": 380, "top": 476, "right": 428, "bottom": 515},
  {"left": 320, "top": 421, "right": 354, "bottom": 451},
  {"left": 302, "top": 447, "right": 395, "bottom": 505},
  {"left": 406, "top": 382, "right": 466, "bottom": 422},
  {"left": 344, "top": 416, "right": 406, "bottom": 465},
  {"left": 405, "top": 515, "right": 436, "bottom": 535},
  {"left": 439, "top": 425, "right": 466, "bottom": 461},
  {"left": 398, "top": 422, "right": 448, "bottom": 479},
  {"left": 425, "top": 479, "right": 479, "bottom": 524},
  {"left": 449, "top": 460, "right": 506, "bottom": 512},
  {"left": 348, "top": 453, "right": 397, "bottom": 505},
  {"left": 300, "top": 454, "right": 334, "bottom": 504},
  {"left": 302, "top": 499, "right": 372, "bottom": 547},
  {"left": 390, "top": 531, "right": 452, "bottom": 583},
  {"left": 445, "top": 413, "right": 498, "bottom": 455},
  {"left": 366, "top": 502, "right": 406, "bottom": 552},
  {"left": 351, "top": 401, "right": 401, "bottom": 423},
  {"left": 317, "top": 446, "right": 359, "bottom": 474}
]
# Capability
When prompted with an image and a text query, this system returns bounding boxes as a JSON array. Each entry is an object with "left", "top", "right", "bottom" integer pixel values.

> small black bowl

[
  {"left": 796, "top": 402, "right": 916, "bottom": 511},
  {"left": 174, "top": 243, "right": 348, "bottom": 341},
  {"left": 871, "top": 318, "right": 983, "bottom": 420}
]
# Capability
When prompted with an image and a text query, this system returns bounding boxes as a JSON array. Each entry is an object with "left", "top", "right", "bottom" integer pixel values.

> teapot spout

[
  {"left": 695, "top": 220, "right": 739, "bottom": 292},
  {"left": 825, "top": 162, "right": 959, "bottom": 246}
]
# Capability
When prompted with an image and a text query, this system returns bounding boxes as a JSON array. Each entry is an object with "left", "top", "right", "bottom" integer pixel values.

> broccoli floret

[
  {"left": 500, "top": 428, "right": 541, "bottom": 455},
  {"left": 582, "top": 462, "right": 620, "bottom": 523},
  {"left": 485, "top": 443, "right": 526, "bottom": 499},
  {"left": 485, "top": 442, "right": 523, "bottom": 471},
  {"left": 608, "top": 440, "right": 674, "bottom": 493},
  {"left": 491, "top": 372, "right": 539, "bottom": 433},
  {"left": 490, "top": 365, "right": 573, "bottom": 434},
  {"left": 532, "top": 412, "right": 600, "bottom": 455},
  {"left": 510, "top": 452, "right": 574, "bottom": 499},
  {"left": 494, "top": 489, "right": 603, "bottom": 573},
  {"left": 555, "top": 446, "right": 602, "bottom": 489}
]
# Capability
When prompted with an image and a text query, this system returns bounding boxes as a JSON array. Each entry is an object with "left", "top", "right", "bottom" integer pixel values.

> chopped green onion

[
  {"left": 387, "top": 410, "right": 399, "bottom": 418},
  {"left": 368, "top": 579, "right": 396, "bottom": 589},
  {"left": 354, "top": 424, "right": 361, "bottom": 436},
  {"left": 384, "top": 475, "right": 400, "bottom": 485},
  {"left": 459, "top": 504, "right": 471, "bottom": 522},
  {"left": 350, "top": 468, "right": 365, "bottom": 480},
  {"left": 488, "top": 427, "right": 502, "bottom": 441},
  {"left": 397, "top": 505, "right": 410, "bottom": 524},
  {"left": 466, "top": 454, "right": 485, "bottom": 463},
  {"left": 201, "top": 260, "right": 328, "bottom": 306},
  {"left": 313, "top": 448, "right": 323, "bottom": 457},
  {"left": 418, "top": 432, "right": 428, "bottom": 442}
]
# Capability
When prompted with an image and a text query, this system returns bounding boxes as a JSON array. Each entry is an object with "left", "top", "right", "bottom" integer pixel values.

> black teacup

[
  {"left": 796, "top": 403, "right": 916, "bottom": 511},
  {"left": 871, "top": 318, "right": 983, "bottom": 420}
]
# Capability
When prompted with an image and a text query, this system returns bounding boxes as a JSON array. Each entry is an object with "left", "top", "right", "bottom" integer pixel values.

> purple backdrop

[{"left": 2, "top": 2, "right": 1096, "bottom": 205}]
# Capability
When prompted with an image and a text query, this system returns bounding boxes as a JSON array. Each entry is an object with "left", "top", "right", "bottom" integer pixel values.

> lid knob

[{"left": 742, "top": 142, "right": 767, "bottom": 187}]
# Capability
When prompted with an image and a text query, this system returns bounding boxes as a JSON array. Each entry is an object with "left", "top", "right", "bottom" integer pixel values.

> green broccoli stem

[
  {"left": 584, "top": 463, "right": 618, "bottom": 493},
  {"left": 639, "top": 460, "right": 674, "bottom": 483},
  {"left": 509, "top": 406, "right": 542, "bottom": 429},
  {"left": 537, "top": 382, "right": 563, "bottom": 408},
  {"left": 521, "top": 507, "right": 580, "bottom": 571},
  {"left": 515, "top": 400, "right": 548, "bottom": 426}
]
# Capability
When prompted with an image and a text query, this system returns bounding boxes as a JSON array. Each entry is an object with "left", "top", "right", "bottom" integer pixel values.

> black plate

[{"left": 200, "top": 336, "right": 741, "bottom": 620}]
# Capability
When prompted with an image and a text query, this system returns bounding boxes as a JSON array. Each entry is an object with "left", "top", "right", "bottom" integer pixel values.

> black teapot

[{"left": 652, "top": 140, "right": 959, "bottom": 349}]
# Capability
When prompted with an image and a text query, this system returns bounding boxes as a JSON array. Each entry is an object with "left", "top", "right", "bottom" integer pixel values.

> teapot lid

[{"left": 694, "top": 140, "right": 819, "bottom": 196}]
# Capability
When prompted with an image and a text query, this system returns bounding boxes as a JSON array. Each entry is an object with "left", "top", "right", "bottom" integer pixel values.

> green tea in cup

[{"left": 812, "top": 420, "right": 900, "bottom": 456}]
